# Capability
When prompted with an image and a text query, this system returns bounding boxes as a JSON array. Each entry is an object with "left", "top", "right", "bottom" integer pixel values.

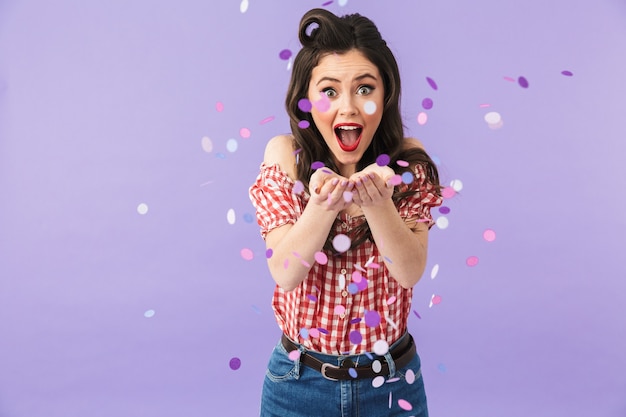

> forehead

[{"left": 310, "top": 49, "right": 380, "bottom": 81}]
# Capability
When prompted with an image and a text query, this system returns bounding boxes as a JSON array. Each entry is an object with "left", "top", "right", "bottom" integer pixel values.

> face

[{"left": 307, "top": 49, "right": 384, "bottom": 176}]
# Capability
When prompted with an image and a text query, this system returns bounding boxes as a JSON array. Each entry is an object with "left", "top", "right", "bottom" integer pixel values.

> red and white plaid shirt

[{"left": 249, "top": 162, "right": 442, "bottom": 354}]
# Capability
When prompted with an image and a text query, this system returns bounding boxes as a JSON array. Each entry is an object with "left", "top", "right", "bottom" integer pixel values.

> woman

[{"left": 249, "top": 8, "right": 442, "bottom": 417}]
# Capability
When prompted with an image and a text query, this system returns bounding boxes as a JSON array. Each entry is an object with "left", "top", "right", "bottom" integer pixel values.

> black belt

[{"left": 281, "top": 333, "right": 416, "bottom": 381}]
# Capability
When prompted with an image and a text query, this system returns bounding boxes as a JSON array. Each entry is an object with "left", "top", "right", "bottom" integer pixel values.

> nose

[{"left": 338, "top": 94, "right": 358, "bottom": 116}]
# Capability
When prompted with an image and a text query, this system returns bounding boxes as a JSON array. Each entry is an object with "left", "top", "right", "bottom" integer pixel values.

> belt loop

[{"left": 383, "top": 350, "right": 396, "bottom": 378}]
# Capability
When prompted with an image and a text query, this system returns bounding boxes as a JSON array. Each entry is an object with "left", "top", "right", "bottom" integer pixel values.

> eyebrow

[{"left": 315, "top": 73, "right": 378, "bottom": 86}]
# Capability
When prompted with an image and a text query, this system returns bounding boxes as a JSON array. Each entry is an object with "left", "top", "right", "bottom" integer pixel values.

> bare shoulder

[
  {"left": 402, "top": 137, "right": 426, "bottom": 151},
  {"left": 263, "top": 134, "right": 297, "bottom": 179}
]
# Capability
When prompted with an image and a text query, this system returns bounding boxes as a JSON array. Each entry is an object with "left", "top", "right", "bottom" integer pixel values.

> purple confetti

[
  {"left": 349, "top": 330, "right": 363, "bottom": 345},
  {"left": 376, "top": 153, "right": 390, "bottom": 166},
  {"left": 307, "top": 294, "right": 318, "bottom": 302},
  {"left": 438, "top": 206, "right": 451, "bottom": 214},
  {"left": 265, "top": 248, "right": 273, "bottom": 258},
  {"left": 413, "top": 310, "right": 421, "bottom": 319},
  {"left": 561, "top": 70, "right": 573, "bottom": 76},
  {"left": 426, "top": 77, "right": 438, "bottom": 90},
  {"left": 229, "top": 357, "right": 241, "bottom": 370},
  {"left": 322, "top": 0, "right": 333, "bottom": 5},
  {"left": 518, "top": 76, "right": 529, "bottom": 88},
  {"left": 364, "top": 310, "right": 381, "bottom": 327},
  {"left": 421, "top": 98, "right": 433, "bottom": 110},
  {"left": 298, "top": 120, "right": 310, "bottom": 129},
  {"left": 279, "top": 49, "right": 292, "bottom": 60},
  {"left": 350, "top": 317, "right": 362, "bottom": 324},
  {"left": 298, "top": 98, "right": 312, "bottom": 112},
  {"left": 311, "top": 161, "right": 324, "bottom": 170}
]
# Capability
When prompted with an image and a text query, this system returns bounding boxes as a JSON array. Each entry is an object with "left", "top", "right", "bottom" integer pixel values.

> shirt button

[
  {"left": 341, "top": 290, "right": 348, "bottom": 297},
  {"left": 340, "top": 268, "right": 347, "bottom": 275},
  {"left": 342, "top": 222, "right": 348, "bottom": 229},
  {"left": 339, "top": 313, "right": 346, "bottom": 319}
]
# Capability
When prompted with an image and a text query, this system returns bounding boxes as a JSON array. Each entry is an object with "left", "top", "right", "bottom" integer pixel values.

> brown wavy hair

[{"left": 286, "top": 8, "right": 441, "bottom": 252}]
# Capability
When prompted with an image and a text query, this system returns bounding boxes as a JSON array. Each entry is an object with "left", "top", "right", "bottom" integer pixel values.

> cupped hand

[
  {"left": 349, "top": 163, "right": 395, "bottom": 207},
  {"left": 309, "top": 168, "right": 354, "bottom": 211}
]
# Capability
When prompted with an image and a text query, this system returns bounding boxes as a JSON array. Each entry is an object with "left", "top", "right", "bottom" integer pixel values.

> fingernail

[
  {"left": 362, "top": 176, "right": 368, "bottom": 182},
  {"left": 340, "top": 180, "right": 348, "bottom": 186},
  {"left": 332, "top": 178, "right": 339, "bottom": 185},
  {"left": 369, "top": 173, "right": 376, "bottom": 179}
]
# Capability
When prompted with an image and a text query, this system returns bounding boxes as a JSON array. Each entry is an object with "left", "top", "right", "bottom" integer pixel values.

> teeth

[{"left": 337, "top": 126, "right": 360, "bottom": 130}]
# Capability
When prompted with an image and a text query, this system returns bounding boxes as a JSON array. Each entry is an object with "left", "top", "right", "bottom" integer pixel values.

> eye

[
  {"left": 322, "top": 88, "right": 337, "bottom": 98},
  {"left": 357, "top": 85, "right": 374, "bottom": 95}
]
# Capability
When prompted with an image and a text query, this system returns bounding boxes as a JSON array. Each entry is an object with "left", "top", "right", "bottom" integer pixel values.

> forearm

[
  {"left": 362, "top": 200, "right": 428, "bottom": 289},
  {"left": 267, "top": 204, "right": 338, "bottom": 291}
]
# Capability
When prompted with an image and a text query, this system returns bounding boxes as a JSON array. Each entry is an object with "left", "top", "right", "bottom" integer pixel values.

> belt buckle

[{"left": 320, "top": 363, "right": 341, "bottom": 381}]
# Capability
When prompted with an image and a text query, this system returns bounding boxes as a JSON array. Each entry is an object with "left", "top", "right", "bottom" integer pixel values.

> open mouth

[{"left": 334, "top": 123, "right": 363, "bottom": 152}]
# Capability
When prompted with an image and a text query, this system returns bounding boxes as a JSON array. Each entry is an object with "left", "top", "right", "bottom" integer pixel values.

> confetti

[
  {"left": 483, "top": 228, "right": 496, "bottom": 242},
  {"left": 372, "top": 360, "right": 382, "bottom": 373},
  {"left": 348, "top": 368, "right": 358, "bottom": 378},
  {"left": 243, "top": 213, "right": 254, "bottom": 223},
  {"left": 332, "top": 234, "right": 351, "bottom": 252},
  {"left": 364, "top": 310, "right": 381, "bottom": 327},
  {"left": 298, "top": 98, "right": 313, "bottom": 112},
  {"left": 376, "top": 153, "right": 390, "bottom": 166},
  {"left": 484, "top": 111, "right": 502, "bottom": 125},
  {"left": 503, "top": 76, "right": 516, "bottom": 82},
  {"left": 311, "top": 161, "right": 324, "bottom": 170},
  {"left": 279, "top": 49, "right": 292, "bottom": 60},
  {"left": 239, "top": 128, "right": 251, "bottom": 138},
  {"left": 288, "top": 350, "right": 301, "bottom": 361},
  {"left": 293, "top": 180, "right": 305, "bottom": 195},
  {"left": 215, "top": 152, "right": 226, "bottom": 159},
  {"left": 518, "top": 76, "right": 529, "bottom": 88},
  {"left": 398, "top": 399, "right": 413, "bottom": 411},
  {"left": 441, "top": 186, "right": 456, "bottom": 199},
  {"left": 313, "top": 93, "right": 331, "bottom": 112},
  {"left": 364, "top": 100, "right": 377, "bottom": 115},
  {"left": 373, "top": 340, "right": 389, "bottom": 356},
  {"left": 338, "top": 0, "right": 348, "bottom": 6},
  {"left": 401, "top": 172, "right": 413, "bottom": 184},
  {"left": 438, "top": 363, "right": 447, "bottom": 373},
  {"left": 429, "top": 294, "right": 442, "bottom": 307},
  {"left": 334, "top": 305, "right": 346, "bottom": 315},
  {"left": 298, "top": 120, "right": 310, "bottom": 129},
  {"left": 386, "top": 296, "right": 396, "bottom": 305},
  {"left": 300, "top": 328, "right": 309, "bottom": 339},
  {"left": 144, "top": 309, "right": 155, "bottom": 318},
  {"left": 314, "top": 251, "right": 328, "bottom": 265},
  {"left": 137, "top": 203, "right": 148, "bottom": 215},
  {"left": 201, "top": 136, "right": 213, "bottom": 153},
  {"left": 343, "top": 191, "right": 353, "bottom": 202},
  {"left": 422, "top": 98, "right": 433, "bottom": 110},
  {"left": 216, "top": 101, "right": 224, "bottom": 112},
  {"left": 416, "top": 112, "right": 428, "bottom": 125},
  {"left": 351, "top": 271, "right": 363, "bottom": 283},
  {"left": 396, "top": 160, "right": 409, "bottom": 167},
  {"left": 435, "top": 216, "right": 449, "bottom": 230},
  {"left": 561, "top": 70, "right": 574, "bottom": 76},
  {"left": 307, "top": 294, "right": 318, "bottom": 302},
  {"left": 450, "top": 179, "right": 463, "bottom": 192},
  {"left": 309, "top": 328, "right": 320, "bottom": 338},
  {"left": 405, "top": 369, "right": 416, "bottom": 384},
  {"left": 372, "top": 376, "right": 385, "bottom": 388},
  {"left": 265, "top": 248, "right": 273, "bottom": 258},
  {"left": 226, "top": 208, "right": 236, "bottom": 225},
  {"left": 413, "top": 310, "right": 421, "bottom": 319},
  {"left": 349, "top": 330, "right": 363, "bottom": 345},
  {"left": 229, "top": 357, "right": 241, "bottom": 370},
  {"left": 438, "top": 206, "right": 450, "bottom": 214},
  {"left": 430, "top": 264, "right": 439, "bottom": 279},
  {"left": 240, "top": 248, "right": 254, "bottom": 261},
  {"left": 347, "top": 283, "right": 359, "bottom": 294},
  {"left": 260, "top": 116, "right": 275, "bottom": 124},
  {"left": 388, "top": 175, "right": 402, "bottom": 186},
  {"left": 466, "top": 256, "right": 479, "bottom": 267},
  {"left": 226, "top": 138, "right": 238, "bottom": 153},
  {"left": 426, "top": 76, "right": 438, "bottom": 90}
]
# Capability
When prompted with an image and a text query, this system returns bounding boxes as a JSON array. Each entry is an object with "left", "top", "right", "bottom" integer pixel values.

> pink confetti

[
  {"left": 343, "top": 191, "right": 353, "bottom": 202},
  {"left": 334, "top": 305, "right": 346, "bottom": 315},
  {"left": 309, "top": 328, "right": 320, "bottom": 338},
  {"left": 466, "top": 256, "right": 479, "bottom": 267},
  {"left": 441, "top": 186, "right": 456, "bottom": 199},
  {"left": 398, "top": 399, "right": 413, "bottom": 411},
  {"left": 240, "top": 128, "right": 251, "bottom": 138},
  {"left": 283, "top": 259, "right": 289, "bottom": 269},
  {"left": 293, "top": 180, "right": 305, "bottom": 194},
  {"left": 479, "top": 103, "right": 491, "bottom": 108},
  {"left": 483, "top": 229, "right": 496, "bottom": 242},
  {"left": 216, "top": 102, "right": 224, "bottom": 112},
  {"left": 417, "top": 112, "right": 428, "bottom": 125},
  {"left": 503, "top": 76, "right": 516, "bottom": 82},
  {"left": 431, "top": 294, "right": 442, "bottom": 305},
  {"left": 388, "top": 175, "right": 402, "bottom": 186},
  {"left": 240, "top": 248, "right": 254, "bottom": 261},
  {"left": 386, "top": 296, "right": 397, "bottom": 304},
  {"left": 396, "top": 160, "right": 409, "bottom": 167},
  {"left": 288, "top": 350, "right": 301, "bottom": 361},
  {"left": 314, "top": 251, "right": 328, "bottom": 265},
  {"left": 259, "top": 116, "right": 275, "bottom": 125}
]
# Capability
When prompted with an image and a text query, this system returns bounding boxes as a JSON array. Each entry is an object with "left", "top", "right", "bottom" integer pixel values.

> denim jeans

[{"left": 259, "top": 333, "right": 428, "bottom": 417}]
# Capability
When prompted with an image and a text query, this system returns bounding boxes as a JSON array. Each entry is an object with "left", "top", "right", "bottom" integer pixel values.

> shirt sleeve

[
  {"left": 397, "top": 163, "right": 443, "bottom": 229},
  {"left": 249, "top": 163, "right": 300, "bottom": 240}
]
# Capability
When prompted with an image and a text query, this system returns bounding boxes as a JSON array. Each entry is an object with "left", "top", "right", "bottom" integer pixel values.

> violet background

[{"left": 1, "top": 0, "right": 625, "bottom": 416}]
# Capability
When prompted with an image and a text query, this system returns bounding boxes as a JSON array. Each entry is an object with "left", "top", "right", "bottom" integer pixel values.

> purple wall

[{"left": 1, "top": 1, "right": 625, "bottom": 416}]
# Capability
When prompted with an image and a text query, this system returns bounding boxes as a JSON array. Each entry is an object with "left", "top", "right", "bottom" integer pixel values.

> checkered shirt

[{"left": 249, "top": 162, "right": 442, "bottom": 354}]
